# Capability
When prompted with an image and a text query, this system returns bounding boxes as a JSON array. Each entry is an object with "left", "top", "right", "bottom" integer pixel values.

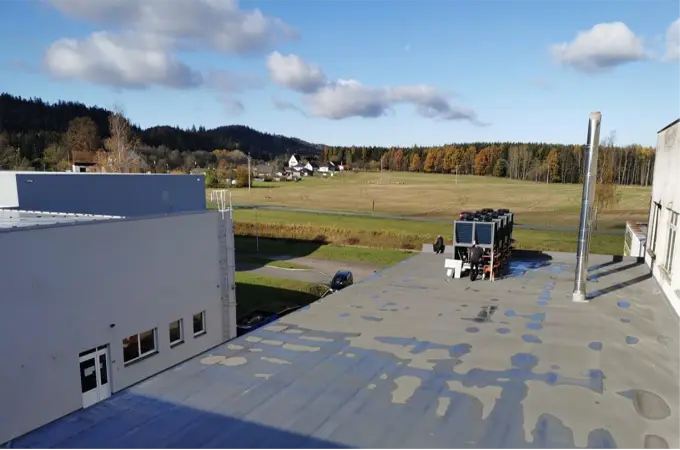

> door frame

[{"left": 78, "top": 344, "right": 111, "bottom": 408}]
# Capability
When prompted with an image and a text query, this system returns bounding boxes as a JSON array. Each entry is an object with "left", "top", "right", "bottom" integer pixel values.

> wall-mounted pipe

[{"left": 573, "top": 112, "right": 602, "bottom": 303}]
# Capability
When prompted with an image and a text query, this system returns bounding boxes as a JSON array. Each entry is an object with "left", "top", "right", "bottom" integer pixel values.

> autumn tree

[
  {"left": 423, "top": 151, "right": 436, "bottom": 173},
  {"left": 62, "top": 116, "right": 100, "bottom": 160},
  {"left": 96, "top": 108, "right": 144, "bottom": 173},
  {"left": 43, "top": 143, "right": 70, "bottom": 171},
  {"left": 546, "top": 148, "right": 560, "bottom": 183},
  {"left": 593, "top": 131, "right": 621, "bottom": 229},
  {"left": 474, "top": 146, "right": 499, "bottom": 175},
  {"left": 409, "top": 153, "right": 422, "bottom": 172},
  {"left": 235, "top": 165, "right": 251, "bottom": 188},
  {"left": 391, "top": 149, "right": 405, "bottom": 171},
  {"left": 492, "top": 159, "right": 506, "bottom": 177}
]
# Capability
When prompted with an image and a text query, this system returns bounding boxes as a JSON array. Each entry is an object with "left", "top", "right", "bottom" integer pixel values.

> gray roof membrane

[{"left": 12, "top": 252, "right": 679, "bottom": 448}]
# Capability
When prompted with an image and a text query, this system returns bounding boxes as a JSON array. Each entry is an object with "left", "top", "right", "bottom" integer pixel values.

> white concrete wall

[
  {"left": 645, "top": 120, "right": 680, "bottom": 316},
  {"left": 0, "top": 171, "right": 19, "bottom": 208},
  {"left": 0, "top": 211, "right": 234, "bottom": 444}
]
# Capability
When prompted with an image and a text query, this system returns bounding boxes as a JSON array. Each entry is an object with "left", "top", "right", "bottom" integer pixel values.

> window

[
  {"left": 649, "top": 202, "right": 661, "bottom": 254},
  {"left": 664, "top": 210, "right": 678, "bottom": 274},
  {"left": 193, "top": 311, "right": 206, "bottom": 337},
  {"left": 169, "top": 319, "right": 184, "bottom": 347},
  {"left": 122, "top": 329, "right": 157, "bottom": 365}
]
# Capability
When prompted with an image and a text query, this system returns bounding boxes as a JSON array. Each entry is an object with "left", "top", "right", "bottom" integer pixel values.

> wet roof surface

[
  {"left": 0, "top": 209, "right": 117, "bottom": 230},
  {"left": 13, "top": 252, "right": 680, "bottom": 448}
]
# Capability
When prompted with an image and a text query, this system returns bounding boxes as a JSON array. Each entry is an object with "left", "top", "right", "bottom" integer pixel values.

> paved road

[
  {"left": 236, "top": 256, "right": 382, "bottom": 286},
  {"left": 230, "top": 204, "right": 625, "bottom": 235}
]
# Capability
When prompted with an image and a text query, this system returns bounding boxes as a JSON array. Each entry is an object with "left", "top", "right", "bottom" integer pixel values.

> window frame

[
  {"left": 169, "top": 319, "right": 184, "bottom": 347},
  {"left": 664, "top": 210, "right": 678, "bottom": 275},
  {"left": 649, "top": 202, "right": 661, "bottom": 255},
  {"left": 193, "top": 311, "right": 206, "bottom": 337},
  {"left": 122, "top": 328, "right": 158, "bottom": 366}
]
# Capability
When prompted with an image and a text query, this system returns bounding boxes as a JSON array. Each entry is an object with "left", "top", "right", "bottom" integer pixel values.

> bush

[
  {"left": 205, "top": 169, "right": 219, "bottom": 188},
  {"left": 236, "top": 166, "right": 251, "bottom": 188}
]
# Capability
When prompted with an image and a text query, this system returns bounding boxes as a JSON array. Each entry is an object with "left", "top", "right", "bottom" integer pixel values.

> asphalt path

[
  {"left": 230, "top": 204, "right": 625, "bottom": 235},
  {"left": 236, "top": 256, "right": 382, "bottom": 286}
]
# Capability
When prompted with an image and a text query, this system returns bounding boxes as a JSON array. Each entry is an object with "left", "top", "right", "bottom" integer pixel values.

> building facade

[
  {"left": 0, "top": 173, "right": 236, "bottom": 445},
  {"left": 644, "top": 119, "right": 680, "bottom": 316}
]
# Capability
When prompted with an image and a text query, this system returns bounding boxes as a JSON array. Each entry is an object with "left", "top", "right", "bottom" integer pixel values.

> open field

[
  {"left": 235, "top": 236, "right": 414, "bottom": 266},
  {"left": 208, "top": 171, "right": 651, "bottom": 230},
  {"left": 233, "top": 211, "right": 626, "bottom": 255}
]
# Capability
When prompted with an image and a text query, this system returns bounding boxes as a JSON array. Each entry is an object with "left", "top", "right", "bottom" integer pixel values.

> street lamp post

[{"left": 247, "top": 152, "right": 251, "bottom": 194}]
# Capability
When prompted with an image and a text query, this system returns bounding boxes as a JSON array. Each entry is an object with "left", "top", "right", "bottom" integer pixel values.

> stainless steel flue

[{"left": 573, "top": 112, "right": 602, "bottom": 302}]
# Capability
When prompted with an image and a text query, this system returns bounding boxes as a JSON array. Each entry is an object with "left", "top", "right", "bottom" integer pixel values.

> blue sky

[{"left": 0, "top": 0, "right": 678, "bottom": 147}]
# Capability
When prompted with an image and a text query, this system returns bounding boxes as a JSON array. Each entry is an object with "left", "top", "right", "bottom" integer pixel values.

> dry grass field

[{"left": 211, "top": 171, "right": 651, "bottom": 229}]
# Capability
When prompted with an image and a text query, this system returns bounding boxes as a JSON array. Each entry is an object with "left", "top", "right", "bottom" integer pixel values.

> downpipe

[{"left": 572, "top": 112, "right": 602, "bottom": 302}]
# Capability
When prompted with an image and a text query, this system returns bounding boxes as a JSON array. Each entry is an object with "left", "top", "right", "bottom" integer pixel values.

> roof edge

[{"left": 658, "top": 118, "right": 680, "bottom": 134}]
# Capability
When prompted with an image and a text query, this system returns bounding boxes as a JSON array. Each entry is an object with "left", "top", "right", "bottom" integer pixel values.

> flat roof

[
  {"left": 658, "top": 118, "right": 680, "bottom": 134},
  {"left": 11, "top": 252, "right": 680, "bottom": 448},
  {"left": 0, "top": 209, "right": 119, "bottom": 230}
]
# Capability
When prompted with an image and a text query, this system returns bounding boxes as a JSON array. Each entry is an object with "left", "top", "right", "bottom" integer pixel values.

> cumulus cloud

[
  {"left": 44, "top": 32, "right": 202, "bottom": 89},
  {"left": 46, "top": 0, "right": 298, "bottom": 54},
  {"left": 42, "top": 0, "right": 292, "bottom": 95},
  {"left": 550, "top": 22, "right": 647, "bottom": 72},
  {"left": 267, "top": 52, "right": 483, "bottom": 124},
  {"left": 664, "top": 18, "right": 680, "bottom": 61},
  {"left": 266, "top": 52, "right": 327, "bottom": 94}
]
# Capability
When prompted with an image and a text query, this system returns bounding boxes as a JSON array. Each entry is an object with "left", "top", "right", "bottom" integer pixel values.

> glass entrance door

[{"left": 79, "top": 345, "right": 111, "bottom": 408}]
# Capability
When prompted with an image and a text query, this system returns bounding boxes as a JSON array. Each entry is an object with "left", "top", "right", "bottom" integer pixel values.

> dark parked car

[{"left": 330, "top": 270, "right": 354, "bottom": 291}]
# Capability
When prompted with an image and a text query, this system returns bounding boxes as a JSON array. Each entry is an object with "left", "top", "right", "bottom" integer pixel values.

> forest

[
  {"left": 0, "top": 93, "right": 655, "bottom": 186},
  {"left": 323, "top": 138, "right": 655, "bottom": 186}
]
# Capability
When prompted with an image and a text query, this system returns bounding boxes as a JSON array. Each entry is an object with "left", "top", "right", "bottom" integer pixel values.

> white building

[
  {"left": 644, "top": 118, "right": 680, "bottom": 316},
  {"left": 0, "top": 172, "right": 237, "bottom": 445}
]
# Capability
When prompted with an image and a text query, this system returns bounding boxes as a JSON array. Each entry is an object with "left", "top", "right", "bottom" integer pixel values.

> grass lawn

[
  {"left": 235, "top": 236, "right": 415, "bottom": 266},
  {"left": 235, "top": 272, "right": 326, "bottom": 318},
  {"left": 208, "top": 171, "right": 650, "bottom": 230},
  {"left": 234, "top": 210, "right": 625, "bottom": 256}
]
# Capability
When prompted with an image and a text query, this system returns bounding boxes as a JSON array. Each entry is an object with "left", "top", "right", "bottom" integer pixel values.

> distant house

[
  {"left": 288, "top": 154, "right": 302, "bottom": 167},
  {"left": 254, "top": 164, "right": 275, "bottom": 178},
  {"left": 72, "top": 162, "right": 97, "bottom": 173},
  {"left": 71, "top": 150, "right": 98, "bottom": 173},
  {"left": 318, "top": 161, "right": 337, "bottom": 173},
  {"left": 304, "top": 161, "right": 319, "bottom": 172}
]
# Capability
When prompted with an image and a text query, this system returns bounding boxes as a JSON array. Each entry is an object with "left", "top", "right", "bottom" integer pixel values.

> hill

[
  {"left": 0, "top": 93, "right": 656, "bottom": 187},
  {"left": 0, "top": 93, "right": 322, "bottom": 161}
]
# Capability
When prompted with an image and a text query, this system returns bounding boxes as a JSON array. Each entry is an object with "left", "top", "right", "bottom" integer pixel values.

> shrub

[
  {"left": 205, "top": 169, "right": 220, "bottom": 188},
  {"left": 236, "top": 166, "right": 251, "bottom": 188}
]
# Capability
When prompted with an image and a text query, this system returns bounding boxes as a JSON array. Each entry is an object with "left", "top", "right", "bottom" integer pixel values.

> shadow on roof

[{"left": 9, "top": 391, "right": 351, "bottom": 449}]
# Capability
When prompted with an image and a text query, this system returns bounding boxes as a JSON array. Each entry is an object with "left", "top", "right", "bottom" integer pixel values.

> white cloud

[
  {"left": 266, "top": 52, "right": 327, "bottom": 94},
  {"left": 664, "top": 18, "right": 680, "bottom": 62},
  {"left": 46, "top": 0, "right": 298, "bottom": 54},
  {"left": 42, "top": 0, "right": 292, "bottom": 95},
  {"left": 44, "top": 32, "right": 201, "bottom": 89},
  {"left": 267, "top": 53, "right": 483, "bottom": 124},
  {"left": 551, "top": 22, "right": 647, "bottom": 73}
]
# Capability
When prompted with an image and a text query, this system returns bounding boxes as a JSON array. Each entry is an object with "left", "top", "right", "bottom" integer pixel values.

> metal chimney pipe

[{"left": 573, "top": 112, "right": 602, "bottom": 303}]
